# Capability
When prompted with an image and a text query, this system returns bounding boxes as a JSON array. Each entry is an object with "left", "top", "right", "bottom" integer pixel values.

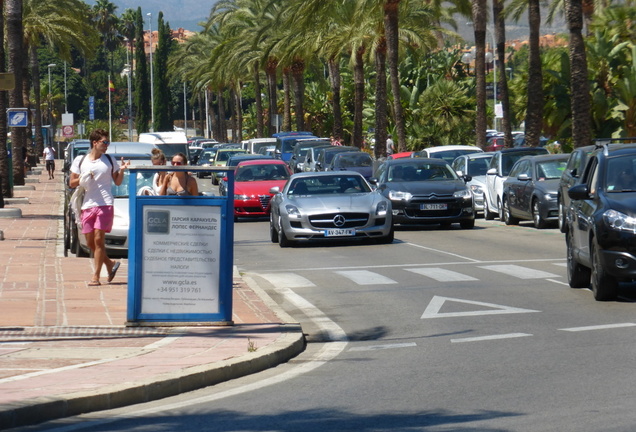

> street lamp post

[
  {"left": 123, "top": 64, "right": 133, "bottom": 140},
  {"left": 63, "top": 61, "right": 68, "bottom": 113},
  {"left": 47, "top": 63, "right": 56, "bottom": 126},
  {"left": 147, "top": 12, "right": 155, "bottom": 132}
]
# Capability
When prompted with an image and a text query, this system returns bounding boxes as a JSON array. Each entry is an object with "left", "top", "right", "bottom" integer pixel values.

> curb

[
  {"left": 0, "top": 326, "right": 304, "bottom": 429},
  {"left": 0, "top": 208, "right": 21, "bottom": 218}
]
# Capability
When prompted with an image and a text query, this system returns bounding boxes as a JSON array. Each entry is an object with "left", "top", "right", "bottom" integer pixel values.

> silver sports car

[{"left": 269, "top": 171, "right": 394, "bottom": 247}]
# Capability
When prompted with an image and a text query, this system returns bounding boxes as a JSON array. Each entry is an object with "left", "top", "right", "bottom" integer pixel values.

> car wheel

[
  {"left": 269, "top": 214, "right": 279, "bottom": 243},
  {"left": 63, "top": 211, "right": 71, "bottom": 257},
  {"left": 558, "top": 198, "right": 567, "bottom": 233},
  {"left": 566, "top": 231, "right": 590, "bottom": 288},
  {"left": 197, "top": 172, "right": 202, "bottom": 179},
  {"left": 484, "top": 198, "right": 496, "bottom": 220},
  {"left": 73, "top": 226, "right": 90, "bottom": 258},
  {"left": 460, "top": 218, "right": 475, "bottom": 229},
  {"left": 279, "top": 227, "right": 292, "bottom": 248},
  {"left": 532, "top": 199, "right": 547, "bottom": 229},
  {"left": 503, "top": 197, "right": 519, "bottom": 225},
  {"left": 497, "top": 198, "right": 504, "bottom": 221},
  {"left": 212, "top": 176, "right": 218, "bottom": 186},
  {"left": 591, "top": 237, "right": 618, "bottom": 301}
]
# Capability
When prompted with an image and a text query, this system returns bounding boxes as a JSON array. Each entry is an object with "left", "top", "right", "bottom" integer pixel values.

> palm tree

[
  {"left": 92, "top": 0, "right": 120, "bottom": 71},
  {"left": 565, "top": 0, "right": 591, "bottom": 147},
  {"left": 472, "top": 0, "right": 488, "bottom": 149},
  {"left": 0, "top": 7, "right": 7, "bottom": 202},
  {"left": 384, "top": 0, "right": 407, "bottom": 152},
  {"left": 24, "top": 0, "right": 96, "bottom": 154},
  {"left": 493, "top": 0, "right": 512, "bottom": 147}
]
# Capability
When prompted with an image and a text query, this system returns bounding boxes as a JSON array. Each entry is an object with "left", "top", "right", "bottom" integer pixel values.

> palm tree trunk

[
  {"left": 282, "top": 68, "right": 291, "bottom": 131},
  {"left": 566, "top": 0, "right": 592, "bottom": 147},
  {"left": 30, "top": 46, "right": 44, "bottom": 155},
  {"left": 266, "top": 57, "right": 278, "bottom": 135},
  {"left": 253, "top": 66, "right": 264, "bottom": 137},
  {"left": 7, "top": 0, "right": 25, "bottom": 187},
  {"left": 353, "top": 46, "right": 365, "bottom": 148},
  {"left": 328, "top": 58, "right": 343, "bottom": 140},
  {"left": 291, "top": 58, "right": 305, "bottom": 132},
  {"left": 493, "top": 0, "right": 513, "bottom": 148},
  {"left": 384, "top": 0, "right": 407, "bottom": 152},
  {"left": 525, "top": 0, "right": 543, "bottom": 147},
  {"left": 374, "top": 37, "right": 388, "bottom": 158},
  {"left": 234, "top": 86, "right": 243, "bottom": 142},
  {"left": 217, "top": 90, "right": 226, "bottom": 141},
  {"left": 208, "top": 89, "right": 217, "bottom": 140},
  {"left": 472, "top": 0, "right": 488, "bottom": 149}
]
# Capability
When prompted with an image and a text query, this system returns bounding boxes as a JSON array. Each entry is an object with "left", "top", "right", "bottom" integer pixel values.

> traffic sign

[
  {"left": 7, "top": 108, "right": 28, "bottom": 127},
  {"left": 62, "top": 125, "right": 74, "bottom": 137}
]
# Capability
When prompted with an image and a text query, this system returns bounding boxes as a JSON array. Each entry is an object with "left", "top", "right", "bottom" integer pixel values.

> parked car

[
  {"left": 269, "top": 171, "right": 393, "bottom": 246},
  {"left": 289, "top": 139, "right": 330, "bottom": 173},
  {"left": 484, "top": 147, "right": 549, "bottom": 220},
  {"left": 258, "top": 145, "right": 276, "bottom": 157},
  {"left": 218, "top": 154, "right": 274, "bottom": 196},
  {"left": 303, "top": 144, "right": 332, "bottom": 172},
  {"left": 387, "top": 151, "right": 413, "bottom": 159},
  {"left": 67, "top": 142, "right": 156, "bottom": 258},
  {"left": 211, "top": 148, "right": 248, "bottom": 185},
  {"left": 62, "top": 140, "right": 91, "bottom": 256},
  {"left": 315, "top": 146, "right": 359, "bottom": 171},
  {"left": 223, "top": 159, "right": 292, "bottom": 220},
  {"left": 246, "top": 137, "right": 276, "bottom": 155},
  {"left": 194, "top": 148, "right": 219, "bottom": 178},
  {"left": 273, "top": 131, "right": 317, "bottom": 162},
  {"left": 412, "top": 145, "right": 483, "bottom": 165},
  {"left": 501, "top": 153, "right": 569, "bottom": 228},
  {"left": 188, "top": 146, "right": 203, "bottom": 164},
  {"left": 327, "top": 151, "right": 374, "bottom": 180},
  {"left": 566, "top": 142, "right": 636, "bottom": 301},
  {"left": 373, "top": 158, "right": 475, "bottom": 229},
  {"left": 557, "top": 145, "right": 595, "bottom": 232},
  {"left": 485, "top": 135, "right": 505, "bottom": 152},
  {"left": 451, "top": 152, "right": 494, "bottom": 215},
  {"left": 63, "top": 140, "right": 90, "bottom": 186}
]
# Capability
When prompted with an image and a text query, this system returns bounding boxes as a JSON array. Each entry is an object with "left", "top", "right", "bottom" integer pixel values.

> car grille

[
  {"left": 309, "top": 212, "right": 369, "bottom": 229},
  {"left": 259, "top": 195, "right": 271, "bottom": 209}
]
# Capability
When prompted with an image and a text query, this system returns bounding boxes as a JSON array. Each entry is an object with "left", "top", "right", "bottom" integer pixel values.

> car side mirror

[
  {"left": 517, "top": 174, "right": 531, "bottom": 181},
  {"left": 456, "top": 170, "right": 464, "bottom": 177},
  {"left": 487, "top": 168, "right": 497, "bottom": 175},
  {"left": 270, "top": 186, "right": 281, "bottom": 194},
  {"left": 463, "top": 175, "right": 472, "bottom": 182},
  {"left": 568, "top": 183, "right": 589, "bottom": 200}
]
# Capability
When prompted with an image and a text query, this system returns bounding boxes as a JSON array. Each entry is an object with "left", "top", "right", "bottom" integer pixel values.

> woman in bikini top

[{"left": 159, "top": 152, "right": 199, "bottom": 196}]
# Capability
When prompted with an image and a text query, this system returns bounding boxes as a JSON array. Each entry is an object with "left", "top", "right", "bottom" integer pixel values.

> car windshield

[
  {"left": 606, "top": 156, "right": 636, "bottom": 192},
  {"left": 467, "top": 157, "right": 492, "bottom": 176},
  {"left": 502, "top": 151, "right": 545, "bottom": 176},
  {"left": 335, "top": 153, "right": 372, "bottom": 168},
  {"left": 236, "top": 164, "right": 290, "bottom": 182},
  {"left": 388, "top": 163, "right": 458, "bottom": 182},
  {"left": 199, "top": 150, "right": 217, "bottom": 162},
  {"left": 112, "top": 170, "right": 154, "bottom": 198},
  {"left": 536, "top": 160, "right": 566, "bottom": 180},
  {"left": 216, "top": 150, "right": 244, "bottom": 162},
  {"left": 429, "top": 149, "right": 482, "bottom": 165},
  {"left": 288, "top": 175, "right": 370, "bottom": 195}
]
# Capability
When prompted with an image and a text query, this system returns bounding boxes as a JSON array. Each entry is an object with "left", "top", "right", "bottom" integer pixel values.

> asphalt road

[{"left": 23, "top": 215, "right": 636, "bottom": 432}]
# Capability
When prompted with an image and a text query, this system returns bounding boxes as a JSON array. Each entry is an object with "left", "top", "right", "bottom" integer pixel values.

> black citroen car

[{"left": 372, "top": 158, "right": 475, "bottom": 229}]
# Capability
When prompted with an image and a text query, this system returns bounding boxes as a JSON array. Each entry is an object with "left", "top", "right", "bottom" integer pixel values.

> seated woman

[
  {"left": 151, "top": 148, "right": 167, "bottom": 195},
  {"left": 159, "top": 152, "right": 199, "bottom": 196}
]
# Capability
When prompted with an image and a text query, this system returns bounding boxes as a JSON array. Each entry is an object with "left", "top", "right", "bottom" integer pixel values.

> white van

[
  {"left": 247, "top": 137, "right": 276, "bottom": 155},
  {"left": 138, "top": 132, "right": 189, "bottom": 160}
]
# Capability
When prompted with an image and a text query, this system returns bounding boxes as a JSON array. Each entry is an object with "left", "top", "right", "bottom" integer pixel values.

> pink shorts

[{"left": 81, "top": 206, "right": 114, "bottom": 234}]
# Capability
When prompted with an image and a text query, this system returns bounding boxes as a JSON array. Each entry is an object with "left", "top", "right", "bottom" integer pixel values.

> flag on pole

[{"left": 109, "top": 80, "right": 115, "bottom": 92}]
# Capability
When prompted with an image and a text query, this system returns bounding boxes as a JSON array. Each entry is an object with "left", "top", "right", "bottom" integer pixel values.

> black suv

[
  {"left": 566, "top": 141, "right": 636, "bottom": 300},
  {"left": 557, "top": 145, "right": 595, "bottom": 232}
]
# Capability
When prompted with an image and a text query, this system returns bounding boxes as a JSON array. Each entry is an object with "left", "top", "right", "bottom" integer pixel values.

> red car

[
  {"left": 231, "top": 159, "right": 292, "bottom": 219},
  {"left": 387, "top": 151, "right": 413, "bottom": 159}
]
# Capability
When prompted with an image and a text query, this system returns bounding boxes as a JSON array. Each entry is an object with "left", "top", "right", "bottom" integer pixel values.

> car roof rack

[{"left": 593, "top": 137, "right": 636, "bottom": 156}]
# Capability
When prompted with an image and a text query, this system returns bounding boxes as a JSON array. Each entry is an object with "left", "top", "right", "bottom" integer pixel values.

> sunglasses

[{"left": 98, "top": 139, "right": 110, "bottom": 146}]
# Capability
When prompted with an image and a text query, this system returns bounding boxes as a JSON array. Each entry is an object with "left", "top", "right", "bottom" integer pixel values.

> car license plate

[
  {"left": 421, "top": 203, "right": 447, "bottom": 210},
  {"left": 324, "top": 228, "right": 355, "bottom": 237}
]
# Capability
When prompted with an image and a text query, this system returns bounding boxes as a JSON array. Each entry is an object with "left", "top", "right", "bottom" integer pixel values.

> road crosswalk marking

[
  {"left": 258, "top": 273, "right": 315, "bottom": 288},
  {"left": 421, "top": 296, "right": 541, "bottom": 319},
  {"left": 335, "top": 270, "right": 397, "bottom": 285},
  {"left": 478, "top": 264, "right": 559, "bottom": 279},
  {"left": 406, "top": 267, "right": 478, "bottom": 282}
]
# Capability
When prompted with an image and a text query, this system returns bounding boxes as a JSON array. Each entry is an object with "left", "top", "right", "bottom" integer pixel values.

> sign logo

[
  {"left": 146, "top": 210, "right": 170, "bottom": 234},
  {"left": 7, "top": 109, "right": 28, "bottom": 127}
]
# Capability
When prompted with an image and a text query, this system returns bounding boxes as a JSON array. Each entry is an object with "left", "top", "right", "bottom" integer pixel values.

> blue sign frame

[
  {"left": 126, "top": 166, "right": 235, "bottom": 325},
  {"left": 7, "top": 108, "right": 29, "bottom": 127}
]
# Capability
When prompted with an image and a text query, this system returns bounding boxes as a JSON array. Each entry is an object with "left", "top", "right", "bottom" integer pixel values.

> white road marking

[
  {"left": 451, "top": 333, "right": 532, "bottom": 343},
  {"left": 548, "top": 278, "right": 569, "bottom": 286},
  {"left": 349, "top": 342, "right": 416, "bottom": 352},
  {"left": 421, "top": 296, "right": 540, "bottom": 319},
  {"left": 407, "top": 267, "right": 477, "bottom": 282},
  {"left": 259, "top": 273, "right": 316, "bottom": 288},
  {"left": 335, "top": 270, "right": 397, "bottom": 285},
  {"left": 553, "top": 263, "right": 567, "bottom": 267},
  {"left": 405, "top": 242, "right": 481, "bottom": 262},
  {"left": 559, "top": 323, "right": 636, "bottom": 332},
  {"left": 478, "top": 264, "right": 559, "bottom": 279}
]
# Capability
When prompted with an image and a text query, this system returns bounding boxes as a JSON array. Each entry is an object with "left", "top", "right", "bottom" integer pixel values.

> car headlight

[
  {"left": 285, "top": 204, "right": 301, "bottom": 219},
  {"left": 376, "top": 201, "right": 388, "bottom": 216},
  {"left": 603, "top": 209, "right": 636, "bottom": 233},
  {"left": 234, "top": 194, "right": 249, "bottom": 200},
  {"left": 453, "top": 188, "right": 472, "bottom": 199},
  {"left": 388, "top": 190, "right": 412, "bottom": 201},
  {"left": 470, "top": 184, "right": 483, "bottom": 195},
  {"left": 544, "top": 193, "right": 557, "bottom": 201}
]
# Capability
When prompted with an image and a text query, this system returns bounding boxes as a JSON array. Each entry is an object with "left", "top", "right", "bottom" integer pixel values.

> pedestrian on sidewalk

[
  {"left": 43, "top": 143, "right": 56, "bottom": 179},
  {"left": 68, "top": 129, "right": 130, "bottom": 286}
]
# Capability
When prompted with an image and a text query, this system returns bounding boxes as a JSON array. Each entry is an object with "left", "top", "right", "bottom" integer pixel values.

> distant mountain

[{"left": 89, "top": 0, "right": 219, "bottom": 31}]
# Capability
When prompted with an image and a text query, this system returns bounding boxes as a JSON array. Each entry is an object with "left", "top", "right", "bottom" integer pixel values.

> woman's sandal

[{"left": 88, "top": 280, "right": 101, "bottom": 286}]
